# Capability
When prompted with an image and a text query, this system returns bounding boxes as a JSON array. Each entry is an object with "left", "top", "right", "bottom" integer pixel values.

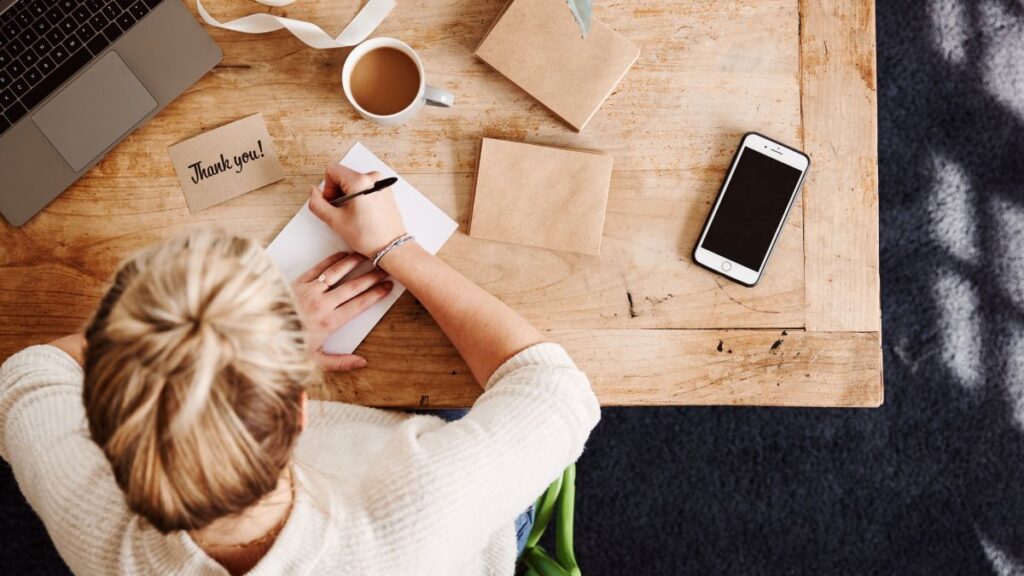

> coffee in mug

[
  {"left": 349, "top": 48, "right": 421, "bottom": 116},
  {"left": 342, "top": 37, "right": 454, "bottom": 125}
]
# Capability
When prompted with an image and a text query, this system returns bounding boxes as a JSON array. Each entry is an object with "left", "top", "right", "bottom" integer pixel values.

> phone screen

[{"left": 701, "top": 148, "right": 803, "bottom": 271}]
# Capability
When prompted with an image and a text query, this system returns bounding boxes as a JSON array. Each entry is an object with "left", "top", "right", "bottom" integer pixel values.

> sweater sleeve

[
  {"left": 0, "top": 345, "right": 131, "bottom": 574},
  {"left": 357, "top": 342, "right": 600, "bottom": 573}
]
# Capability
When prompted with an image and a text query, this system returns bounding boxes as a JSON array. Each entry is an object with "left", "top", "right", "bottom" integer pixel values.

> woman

[{"left": 0, "top": 165, "right": 600, "bottom": 575}]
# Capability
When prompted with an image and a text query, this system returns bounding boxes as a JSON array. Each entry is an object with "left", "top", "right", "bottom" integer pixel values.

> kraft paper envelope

[
  {"left": 168, "top": 113, "right": 285, "bottom": 213},
  {"left": 266, "top": 142, "right": 458, "bottom": 355},
  {"left": 470, "top": 138, "right": 613, "bottom": 255},
  {"left": 475, "top": 0, "right": 639, "bottom": 132}
]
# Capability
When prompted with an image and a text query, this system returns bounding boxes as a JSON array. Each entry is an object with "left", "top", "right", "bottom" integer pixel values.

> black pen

[{"left": 329, "top": 177, "right": 399, "bottom": 207}]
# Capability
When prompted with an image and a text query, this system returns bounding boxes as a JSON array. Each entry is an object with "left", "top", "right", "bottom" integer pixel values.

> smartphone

[{"left": 693, "top": 133, "right": 810, "bottom": 287}]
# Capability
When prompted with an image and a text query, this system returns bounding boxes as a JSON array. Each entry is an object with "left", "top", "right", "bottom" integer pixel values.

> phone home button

[{"left": 721, "top": 261, "right": 732, "bottom": 272}]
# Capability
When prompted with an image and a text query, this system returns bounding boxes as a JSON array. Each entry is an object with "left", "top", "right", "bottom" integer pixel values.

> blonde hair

[{"left": 83, "top": 229, "right": 317, "bottom": 533}]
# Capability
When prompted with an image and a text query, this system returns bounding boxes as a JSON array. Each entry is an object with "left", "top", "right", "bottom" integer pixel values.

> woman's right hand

[{"left": 308, "top": 165, "right": 408, "bottom": 258}]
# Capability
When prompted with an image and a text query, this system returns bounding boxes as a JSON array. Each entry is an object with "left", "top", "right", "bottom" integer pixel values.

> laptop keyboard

[{"left": 0, "top": 0, "right": 163, "bottom": 136}]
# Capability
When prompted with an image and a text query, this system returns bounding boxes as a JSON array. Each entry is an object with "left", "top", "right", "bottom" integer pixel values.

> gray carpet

[{"left": 3, "top": 0, "right": 1023, "bottom": 574}]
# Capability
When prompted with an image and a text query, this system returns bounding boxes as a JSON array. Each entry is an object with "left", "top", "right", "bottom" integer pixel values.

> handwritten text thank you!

[{"left": 190, "top": 140, "right": 268, "bottom": 184}]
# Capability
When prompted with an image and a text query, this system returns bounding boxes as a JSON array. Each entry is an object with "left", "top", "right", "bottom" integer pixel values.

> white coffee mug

[{"left": 342, "top": 37, "right": 454, "bottom": 125}]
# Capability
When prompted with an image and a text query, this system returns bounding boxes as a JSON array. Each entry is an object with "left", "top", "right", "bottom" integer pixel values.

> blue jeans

[
  {"left": 421, "top": 409, "right": 536, "bottom": 558},
  {"left": 514, "top": 504, "right": 536, "bottom": 557}
]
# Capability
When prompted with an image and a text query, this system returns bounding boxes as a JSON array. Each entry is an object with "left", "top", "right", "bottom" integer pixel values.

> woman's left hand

[{"left": 292, "top": 252, "right": 394, "bottom": 371}]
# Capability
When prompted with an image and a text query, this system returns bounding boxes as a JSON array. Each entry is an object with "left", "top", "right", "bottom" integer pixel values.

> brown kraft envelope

[
  {"left": 470, "top": 138, "right": 613, "bottom": 255},
  {"left": 168, "top": 113, "right": 286, "bottom": 213},
  {"left": 475, "top": 0, "right": 639, "bottom": 132}
]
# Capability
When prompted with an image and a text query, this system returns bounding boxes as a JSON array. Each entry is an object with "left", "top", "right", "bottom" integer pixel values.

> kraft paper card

[
  {"left": 266, "top": 142, "right": 458, "bottom": 355},
  {"left": 470, "top": 137, "right": 612, "bottom": 255},
  {"left": 475, "top": 0, "right": 639, "bottom": 132},
  {"left": 168, "top": 113, "right": 285, "bottom": 213}
]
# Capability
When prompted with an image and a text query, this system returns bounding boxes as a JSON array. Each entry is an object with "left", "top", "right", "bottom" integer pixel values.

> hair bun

[{"left": 82, "top": 229, "right": 317, "bottom": 533}]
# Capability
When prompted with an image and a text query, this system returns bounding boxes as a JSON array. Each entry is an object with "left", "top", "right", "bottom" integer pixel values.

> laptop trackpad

[{"left": 33, "top": 52, "right": 157, "bottom": 172}]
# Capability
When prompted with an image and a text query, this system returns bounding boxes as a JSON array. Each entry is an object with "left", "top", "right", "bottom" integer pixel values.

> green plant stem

[
  {"left": 555, "top": 464, "right": 580, "bottom": 576},
  {"left": 526, "top": 475, "right": 562, "bottom": 550},
  {"left": 523, "top": 546, "right": 572, "bottom": 576}
]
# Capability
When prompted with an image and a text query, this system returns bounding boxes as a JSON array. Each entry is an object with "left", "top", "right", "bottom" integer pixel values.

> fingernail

[{"left": 358, "top": 359, "right": 368, "bottom": 368}]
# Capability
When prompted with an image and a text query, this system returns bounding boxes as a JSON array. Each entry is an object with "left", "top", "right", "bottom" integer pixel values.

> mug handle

[{"left": 424, "top": 85, "right": 455, "bottom": 108}]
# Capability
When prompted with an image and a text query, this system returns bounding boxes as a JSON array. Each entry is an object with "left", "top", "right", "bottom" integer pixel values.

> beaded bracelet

[{"left": 372, "top": 233, "right": 415, "bottom": 268}]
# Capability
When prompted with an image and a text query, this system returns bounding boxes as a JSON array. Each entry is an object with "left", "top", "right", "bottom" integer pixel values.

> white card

[{"left": 266, "top": 142, "right": 458, "bottom": 354}]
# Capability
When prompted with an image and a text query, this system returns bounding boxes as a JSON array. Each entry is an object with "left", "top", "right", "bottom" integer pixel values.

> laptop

[{"left": 0, "top": 0, "right": 222, "bottom": 226}]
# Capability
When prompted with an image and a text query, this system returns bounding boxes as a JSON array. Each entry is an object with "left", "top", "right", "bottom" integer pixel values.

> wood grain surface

[
  {"left": 799, "top": 0, "right": 881, "bottom": 332},
  {"left": 0, "top": 0, "right": 881, "bottom": 407},
  {"left": 320, "top": 311, "right": 882, "bottom": 407}
]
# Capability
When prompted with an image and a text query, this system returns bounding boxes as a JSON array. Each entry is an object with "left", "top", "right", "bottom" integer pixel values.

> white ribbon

[{"left": 195, "top": 0, "right": 396, "bottom": 49}]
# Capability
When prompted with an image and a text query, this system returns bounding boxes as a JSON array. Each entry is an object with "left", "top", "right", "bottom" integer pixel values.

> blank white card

[{"left": 266, "top": 142, "right": 458, "bottom": 354}]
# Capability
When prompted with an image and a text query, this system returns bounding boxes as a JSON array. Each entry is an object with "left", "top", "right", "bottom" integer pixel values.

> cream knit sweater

[{"left": 0, "top": 342, "right": 600, "bottom": 576}]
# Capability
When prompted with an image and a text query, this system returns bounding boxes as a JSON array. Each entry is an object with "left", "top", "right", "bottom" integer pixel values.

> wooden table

[{"left": 0, "top": 0, "right": 881, "bottom": 408}]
